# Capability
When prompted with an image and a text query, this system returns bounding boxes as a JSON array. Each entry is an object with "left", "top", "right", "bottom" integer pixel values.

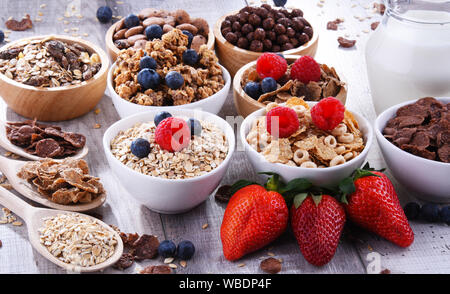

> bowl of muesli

[
  {"left": 107, "top": 29, "right": 231, "bottom": 118},
  {"left": 375, "top": 97, "right": 450, "bottom": 202},
  {"left": 234, "top": 54, "right": 347, "bottom": 117},
  {"left": 0, "top": 35, "right": 109, "bottom": 121},
  {"left": 240, "top": 97, "right": 372, "bottom": 187},
  {"left": 103, "top": 108, "right": 235, "bottom": 214}
]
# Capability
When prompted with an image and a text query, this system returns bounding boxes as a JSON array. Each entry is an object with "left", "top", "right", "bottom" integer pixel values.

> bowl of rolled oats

[
  {"left": 240, "top": 97, "right": 373, "bottom": 187},
  {"left": 0, "top": 35, "right": 109, "bottom": 122},
  {"left": 103, "top": 108, "right": 235, "bottom": 214},
  {"left": 107, "top": 29, "right": 231, "bottom": 118}
]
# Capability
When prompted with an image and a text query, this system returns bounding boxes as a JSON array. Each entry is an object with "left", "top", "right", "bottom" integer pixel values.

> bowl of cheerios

[{"left": 240, "top": 97, "right": 373, "bottom": 187}]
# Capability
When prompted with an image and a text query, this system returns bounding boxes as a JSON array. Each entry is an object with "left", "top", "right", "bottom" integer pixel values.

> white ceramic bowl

[
  {"left": 375, "top": 97, "right": 450, "bottom": 202},
  {"left": 103, "top": 109, "right": 235, "bottom": 214},
  {"left": 107, "top": 62, "right": 231, "bottom": 118},
  {"left": 240, "top": 103, "right": 373, "bottom": 187}
]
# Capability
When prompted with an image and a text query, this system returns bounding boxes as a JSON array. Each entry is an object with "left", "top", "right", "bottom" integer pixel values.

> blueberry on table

[
  {"left": 187, "top": 118, "right": 202, "bottom": 136},
  {"left": 124, "top": 14, "right": 140, "bottom": 28},
  {"left": 403, "top": 202, "right": 421, "bottom": 220},
  {"left": 182, "top": 30, "right": 194, "bottom": 47},
  {"left": 130, "top": 138, "right": 151, "bottom": 158},
  {"left": 261, "top": 77, "right": 277, "bottom": 93},
  {"left": 182, "top": 49, "right": 199, "bottom": 66},
  {"left": 137, "top": 68, "right": 160, "bottom": 90},
  {"left": 165, "top": 71, "right": 184, "bottom": 89},
  {"left": 158, "top": 240, "right": 177, "bottom": 258},
  {"left": 177, "top": 240, "right": 195, "bottom": 260},
  {"left": 154, "top": 111, "right": 172, "bottom": 126},
  {"left": 244, "top": 81, "right": 261, "bottom": 99},
  {"left": 96, "top": 6, "right": 112, "bottom": 23},
  {"left": 439, "top": 206, "right": 450, "bottom": 225},
  {"left": 0, "top": 31, "right": 4, "bottom": 43},
  {"left": 140, "top": 56, "right": 157, "bottom": 70},
  {"left": 273, "top": 0, "right": 287, "bottom": 7},
  {"left": 420, "top": 203, "right": 440, "bottom": 222},
  {"left": 145, "top": 24, "right": 163, "bottom": 40}
]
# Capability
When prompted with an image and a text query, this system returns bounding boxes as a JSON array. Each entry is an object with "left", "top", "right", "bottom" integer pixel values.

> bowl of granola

[
  {"left": 105, "top": 8, "right": 214, "bottom": 61},
  {"left": 375, "top": 97, "right": 450, "bottom": 202},
  {"left": 103, "top": 108, "right": 235, "bottom": 214},
  {"left": 107, "top": 29, "right": 231, "bottom": 118},
  {"left": 240, "top": 97, "right": 373, "bottom": 187},
  {"left": 234, "top": 54, "right": 347, "bottom": 117},
  {"left": 214, "top": 4, "right": 319, "bottom": 76},
  {"left": 0, "top": 35, "right": 109, "bottom": 121}
]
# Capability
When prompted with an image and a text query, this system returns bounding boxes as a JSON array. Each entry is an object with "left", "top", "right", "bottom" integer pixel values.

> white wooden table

[{"left": 0, "top": 0, "right": 449, "bottom": 274}]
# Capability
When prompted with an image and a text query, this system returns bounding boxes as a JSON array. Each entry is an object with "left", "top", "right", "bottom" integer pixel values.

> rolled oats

[
  {"left": 0, "top": 37, "right": 101, "bottom": 87},
  {"left": 110, "top": 119, "right": 228, "bottom": 179},
  {"left": 39, "top": 213, "right": 118, "bottom": 267}
]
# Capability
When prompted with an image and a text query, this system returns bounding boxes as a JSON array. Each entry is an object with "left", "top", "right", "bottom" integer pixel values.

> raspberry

[
  {"left": 290, "top": 56, "right": 321, "bottom": 84},
  {"left": 155, "top": 117, "right": 191, "bottom": 152},
  {"left": 310, "top": 97, "right": 345, "bottom": 131},
  {"left": 256, "top": 53, "right": 288, "bottom": 81},
  {"left": 266, "top": 106, "right": 299, "bottom": 138}
]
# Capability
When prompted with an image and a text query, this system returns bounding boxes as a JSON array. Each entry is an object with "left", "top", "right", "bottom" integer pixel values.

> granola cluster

[
  {"left": 246, "top": 98, "right": 365, "bottom": 168},
  {"left": 17, "top": 158, "right": 105, "bottom": 205},
  {"left": 110, "top": 119, "right": 228, "bottom": 179},
  {"left": 39, "top": 213, "right": 117, "bottom": 267},
  {"left": 0, "top": 37, "right": 101, "bottom": 87},
  {"left": 242, "top": 62, "right": 345, "bottom": 104},
  {"left": 113, "top": 29, "right": 224, "bottom": 106}
]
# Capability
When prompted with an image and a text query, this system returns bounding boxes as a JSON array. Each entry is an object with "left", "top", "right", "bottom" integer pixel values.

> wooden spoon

[
  {"left": 0, "top": 155, "right": 106, "bottom": 212},
  {"left": 0, "top": 119, "right": 89, "bottom": 161},
  {"left": 0, "top": 185, "right": 123, "bottom": 272}
]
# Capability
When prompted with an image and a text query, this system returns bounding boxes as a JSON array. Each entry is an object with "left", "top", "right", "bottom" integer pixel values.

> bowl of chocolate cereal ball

[
  {"left": 0, "top": 35, "right": 109, "bottom": 121},
  {"left": 375, "top": 97, "right": 450, "bottom": 202},
  {"left": 214, "top": 4, "right": 319, "bottom": 76},
  {"left": 240, "top": 97, "right": 373, "bottom": 187},
  {"left": 103, "top": 108, "right": 235, "bottom": 214},
  {"left": 105, "top": 8, "right": 215, "bottom": 61},
  {"left": 107, "top": 29, "right": 231, "bottom": 118}
]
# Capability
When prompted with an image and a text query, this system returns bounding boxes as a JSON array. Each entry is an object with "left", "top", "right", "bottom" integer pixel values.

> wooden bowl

[
  {"left": 105, "top": 22, "right": 215, "bottom": 61},
  {"left": 0, "top": 35, "right": 109, "bottom": 122},
  {"left": 214, "top": 11, "right": 319, "bottom": 77},
  {"left": 233, "top": 55, "right": 347, "bottom": 118}
]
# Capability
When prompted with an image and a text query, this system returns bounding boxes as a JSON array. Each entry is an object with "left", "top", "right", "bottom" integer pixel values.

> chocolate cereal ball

[
  {"left": 225, "top": 32, "right": 238, "bottom": 44},
  {"left": 262, "top": 18, "right": 275, "bottom": 30},
  {"left": 250, "top": 40, "right": 263, "bottom": 52},
  {"left": 254, "top": 28, "right": 265, "bottom": 40},
  {"left": 248, "top": 14, "right": 261, "bottom": 26},
  {"left": 241, "top": 23, "right": 254, "bottom": 35},
  {"left": 237, "top": 37, "right": 249, "bottom": 49}
]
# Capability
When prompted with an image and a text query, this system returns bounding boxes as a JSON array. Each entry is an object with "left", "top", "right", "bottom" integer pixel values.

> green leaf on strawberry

[{"left": 293, "top": 193, "right": 308, "bottom": 209}]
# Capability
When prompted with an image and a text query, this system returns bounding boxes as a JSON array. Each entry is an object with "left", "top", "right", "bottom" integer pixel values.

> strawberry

[
  {"left": 291, "top": 194, "right": 346, "bottom": 266},
  {"left": 340, "top": 169, "right": 414, "bottom": 247},
  {"left": 220, "top": 184, "right": 289, "bottom": 261}
]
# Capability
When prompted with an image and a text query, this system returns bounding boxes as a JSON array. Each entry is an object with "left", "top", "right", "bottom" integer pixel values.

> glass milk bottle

[{"left": 366, "top": 0, "right": 450, "bottom": 114}]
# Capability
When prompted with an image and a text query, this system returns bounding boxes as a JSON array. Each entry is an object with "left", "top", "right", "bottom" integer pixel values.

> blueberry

[
  {"left": 244, "top": 82, "right": 261, "bottom": 99},
  {"left": 137, "top": 68, "right": 160, "bottom": 90},
  {"left": 273, "top": 0, "right": 287, "bottom": 7},
  {"left": 276, "top": 53, "right": 285, "bottom": 59},
  {"left": 124, "top": 14, "right": 140, "bottom": 28},
  {"left": 420, "top": 203, "right": 440, "bottom": 222},
  {"left": 182, "top": 30, "right": 193, "bottom": 47},
  {"left": 261, "top": 77, "right": 277, "bottom": 93},
  {"left": 145, "top": 24, "right": 163, "bottom": 40},
  {"left": 176, "top": 240, "right": 195, "bottom": 260},
  {"left": 158, "top": 240, "right": 177, "bottom": 258},
  {"left": 439, "top": 206, "right": 450, "bottom": 225},
  {"left": 154, "top": 111, "right": 172, "bottom": 126},
  {"left": 165, "top": 71, "right": 184, "bottom": 89},
  {"left": 139, "top": 56, "right": 157, "bottom": 70},
  {"left": 403, "top": 202, "right": 421, "bottom": 220},
  {"left": 0, "top": 31, "right": 4, "bottom": 43},
  {"left": 130, "top": 138, "right": 151, "bottom": 158},
  {"left": 182, "top": 49, "right": 199, "bottom": 66},
  {"left": 96, "top": 6, "right": 113, "bottom": 23},
  {"left": 187, "top": 118, "right": 202, "bottom": 136}
]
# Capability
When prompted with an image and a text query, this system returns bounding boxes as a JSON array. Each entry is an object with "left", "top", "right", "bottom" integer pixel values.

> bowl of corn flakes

[{"left": 240, "top": 97, "right": 373, "bottom": 187}]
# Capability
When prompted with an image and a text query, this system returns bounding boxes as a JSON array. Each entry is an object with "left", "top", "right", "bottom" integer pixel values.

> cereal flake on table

[
  {"left": 110, "top": 119, "right": 228, "bottom": 179},
  {"left": 113, "top": 29, "right": 224, "bottom": 106}
]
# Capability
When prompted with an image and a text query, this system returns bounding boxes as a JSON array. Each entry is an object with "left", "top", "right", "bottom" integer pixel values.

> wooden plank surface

[{"left": 0, "top": 0, "right": 448, "bottom": 274}]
